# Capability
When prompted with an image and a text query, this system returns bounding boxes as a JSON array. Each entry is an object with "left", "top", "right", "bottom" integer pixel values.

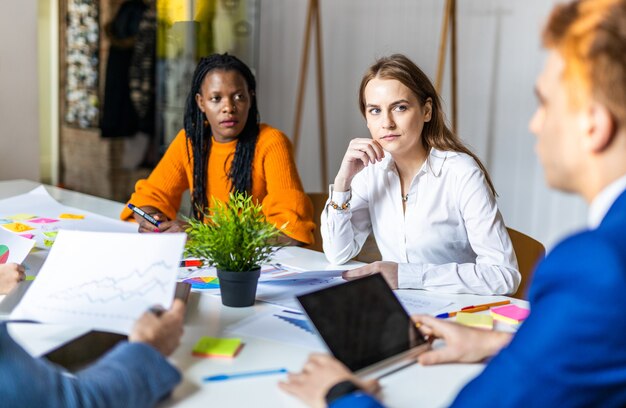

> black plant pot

[{"left": 217, "top": 267, "right": 261, "bottom": 307}]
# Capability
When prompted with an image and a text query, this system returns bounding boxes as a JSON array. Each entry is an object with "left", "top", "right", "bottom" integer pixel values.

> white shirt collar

[
  {"left": 381, "top": 147, "right": 456, "bottom": 176},
  {"left": 588, "top": 173, "right": 626, "bottom": 228}
]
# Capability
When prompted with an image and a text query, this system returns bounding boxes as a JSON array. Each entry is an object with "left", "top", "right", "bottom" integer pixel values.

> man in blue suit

[
  {"left": 0, "top": 264, "right": 185, "bottom": 407},
  {"left": 279, "top": 0, "right": 626, "bottom": 406}
]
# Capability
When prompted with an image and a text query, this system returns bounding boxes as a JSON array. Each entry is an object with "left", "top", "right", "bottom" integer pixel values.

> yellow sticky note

[
  {"left": 3, "top": 222, "right": 35, "bottom": 233},
  {"left": 6, "top": 214, "right": 36, "bottom": 221},
  {"left": 456, "top": 312, "right": 493, "bottom": 330},
  {"left": 192, "top": 336, "right": 243, "bottom": 358},
  {"left": 59, "top": 213, "right": 85, "bottom": 220}
]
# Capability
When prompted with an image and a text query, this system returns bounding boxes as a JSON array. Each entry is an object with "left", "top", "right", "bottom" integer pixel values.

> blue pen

[
  {"left": 128, "top": 203, "right": 161, "bottom": 227},
  {"left": 203, "top": 368, "right": 288, "bottom": 382}
]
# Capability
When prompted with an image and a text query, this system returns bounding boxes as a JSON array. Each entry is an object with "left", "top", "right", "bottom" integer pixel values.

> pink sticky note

[
  {"left": 19, "top": 234, "right": 35, "bottom": 240},
  {"left": 29, "top": 218, "right": 59, "bottom": 224},
  {"left": 491, "top": 305, "right": 530, "bottom": 324}
]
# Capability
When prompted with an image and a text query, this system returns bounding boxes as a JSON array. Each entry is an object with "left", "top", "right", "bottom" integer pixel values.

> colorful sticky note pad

[
  {"left": 59, "top": 213, "right": 85, "bottom": 220},
  {"left": 192, "top": 336, "right": 243, "bottom": 358},
  {"left": 456, "top": 312, "right": 493, "bottom": 330},
  {"left": 491, "top": 305, "right": 530, "bottom": 325},
  {"left": 3, "top": 223, "right": 35, "bottom": 233},
  {"left": 6, "top": 214, "right": 37, "bottom": 221},
  {"left": 183, "top": 276, "right": 219, "bottom": 289},
  {"left": 28, "top": 218, "right": 59, "bottom": 224}
]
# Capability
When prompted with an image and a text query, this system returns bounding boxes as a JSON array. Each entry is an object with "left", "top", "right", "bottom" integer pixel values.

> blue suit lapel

[{"left": 598, "top": 188, "right": 626, "bottom": 229}]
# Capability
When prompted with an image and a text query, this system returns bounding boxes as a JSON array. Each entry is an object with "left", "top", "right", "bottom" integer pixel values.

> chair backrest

[
  {"left": 305, "top": 192, "right": 327, "bottom": 253},
  {"left": 507, "top": 227, "right": 546, "bottom": 300}
]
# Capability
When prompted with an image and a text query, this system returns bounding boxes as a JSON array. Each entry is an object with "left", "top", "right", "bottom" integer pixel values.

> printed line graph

[
  {"left": 48, "top": 261, "right": 175, "bottom": 304},
  {"left": 11, "top": 230, "right": 186, "bottom": 334}
]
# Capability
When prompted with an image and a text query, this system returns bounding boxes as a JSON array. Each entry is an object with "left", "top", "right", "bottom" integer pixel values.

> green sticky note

[
  {"left": 456, "top": 312, "right": 493, "bottom": 330},
  {"left": 25, "top": 275, "right": 35, "bottom": 281},
  {"left": 43, "top": 231, "right": 58, "bottom": 238},
  {"left": 192, "top": 336, "right": 243, "bottom": 358},
  {"left": 43, "top": 239, "right": 55, "bottom": 248}
]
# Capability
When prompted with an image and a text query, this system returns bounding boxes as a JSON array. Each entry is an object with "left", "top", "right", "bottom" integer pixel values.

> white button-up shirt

[
  {"left": 322, "top": 148, "right": 520, "bottom": 295},
  {"left": 588, "top": 173, "right": 626, "bottom": 229}
]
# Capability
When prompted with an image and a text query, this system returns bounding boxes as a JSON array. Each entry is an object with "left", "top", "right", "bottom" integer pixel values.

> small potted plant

[{"left": 185, "top": 192, "right": 283, "bottom": 307}]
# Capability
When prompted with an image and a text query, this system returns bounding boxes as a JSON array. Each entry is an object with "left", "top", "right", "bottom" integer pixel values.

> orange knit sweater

[{"left": 120, "top": 124, "right": 315, "bottom": 244}]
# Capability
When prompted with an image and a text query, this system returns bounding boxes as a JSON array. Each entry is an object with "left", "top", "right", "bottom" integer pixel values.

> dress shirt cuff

[
  {"left": 329, "top": 185, "right": 351, "bottom": 205},
  {"left": 397, "top": 263, "right": 425, "bottom": 289}
]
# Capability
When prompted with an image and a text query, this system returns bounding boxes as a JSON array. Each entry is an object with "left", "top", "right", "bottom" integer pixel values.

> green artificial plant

[{"left": 185, "top": 192, "right": 284, "bottom": 272}]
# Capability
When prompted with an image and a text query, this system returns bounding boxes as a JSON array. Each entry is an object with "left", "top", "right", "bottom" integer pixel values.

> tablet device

[
  {"left": 44, "top": 330, "right": 127, "bottom": 372},
  {"left": 297, "top": 273, "right": 429, "bottom": 379}
]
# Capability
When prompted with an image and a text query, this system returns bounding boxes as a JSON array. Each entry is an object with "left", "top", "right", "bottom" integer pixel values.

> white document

[
  {"left": 8, "top": 323, "right": 91, "bottom": 357},
  {"left": 394, "top": 290, "right": 454, "bottom": 316},
  {"left": 11, "top": 230, "right": 186, "bottom": 334},
  {"left": 0, "top": 186, "right": 136, "bottom": 250},
  {"left": 225, "top": 306, "right": 325, "bottom": 351},
  {"left": 271, "top": 246, "right": 364, "bottom": 271},
  {"left": 256, "top": 276, "right": 345, "bottom": 309},
  {"left": 263, "top": 269, "right": 346, "bottom": 281},
  {"left": 0, "top": 228, "right": 35, "bottom": 264}
]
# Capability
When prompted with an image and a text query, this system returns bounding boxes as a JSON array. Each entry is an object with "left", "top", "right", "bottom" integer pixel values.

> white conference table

[{"left": 0, "top": 179, "right": 528, "bottom": 408}]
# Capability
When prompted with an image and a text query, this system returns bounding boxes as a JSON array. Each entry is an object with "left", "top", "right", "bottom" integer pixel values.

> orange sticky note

[
  {"left": 59, "top": 213, "right": 85, "bottom": 220},
  {"left": 3, "top": 222, "right": 35, "bottom": 233}
]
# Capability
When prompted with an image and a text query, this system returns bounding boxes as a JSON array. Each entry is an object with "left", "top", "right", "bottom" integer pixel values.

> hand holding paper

[{"left": 11, "top": 230, "right": 186, "bottom": 334}]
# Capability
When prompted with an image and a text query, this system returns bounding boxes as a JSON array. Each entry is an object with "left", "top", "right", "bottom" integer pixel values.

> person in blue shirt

[
  {"left": 279, "top": 0, "right": 626, "bottom": 406},
  {"left": 0, "top": 263, "right": 185, "bottom": 408}
]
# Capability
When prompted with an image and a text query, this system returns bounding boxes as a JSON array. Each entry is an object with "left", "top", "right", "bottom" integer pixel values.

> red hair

[{"left": 543, "top": 0, "right": 626, "bottom": 128}]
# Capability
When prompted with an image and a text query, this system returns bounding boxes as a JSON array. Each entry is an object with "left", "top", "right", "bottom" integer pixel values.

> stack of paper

[
  {"left": 491, "top": 305, "right": 530, "bottom": 325},
  {"left": 0, "top": 186, "right": 136, "bottom": 250}
]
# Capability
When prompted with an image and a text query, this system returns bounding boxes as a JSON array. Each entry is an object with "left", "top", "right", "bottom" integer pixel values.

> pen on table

[
  {"left": 179, "top": 259, "right": 203, "bottom": 268},
  {"left": 436, "top": 305, "right": 491, "bottom": 319},
  {"left": 460, "top": 300, "right": 510, "bottom": 311},
  {"left": 127, "top": 203, "right": 161, "bottom": 228},
  {"left": 203, "top": 368, "right": 288, "bottom": 382}
]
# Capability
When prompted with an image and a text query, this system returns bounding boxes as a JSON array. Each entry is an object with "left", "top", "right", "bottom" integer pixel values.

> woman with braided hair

[{"left": 121, "top": 53, "right": 315, "bottom": 245}]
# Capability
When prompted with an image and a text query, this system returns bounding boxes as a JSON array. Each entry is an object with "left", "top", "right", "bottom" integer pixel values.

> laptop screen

[{"left": 297, "top": 273, "right": 426, "bottom": 372}]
